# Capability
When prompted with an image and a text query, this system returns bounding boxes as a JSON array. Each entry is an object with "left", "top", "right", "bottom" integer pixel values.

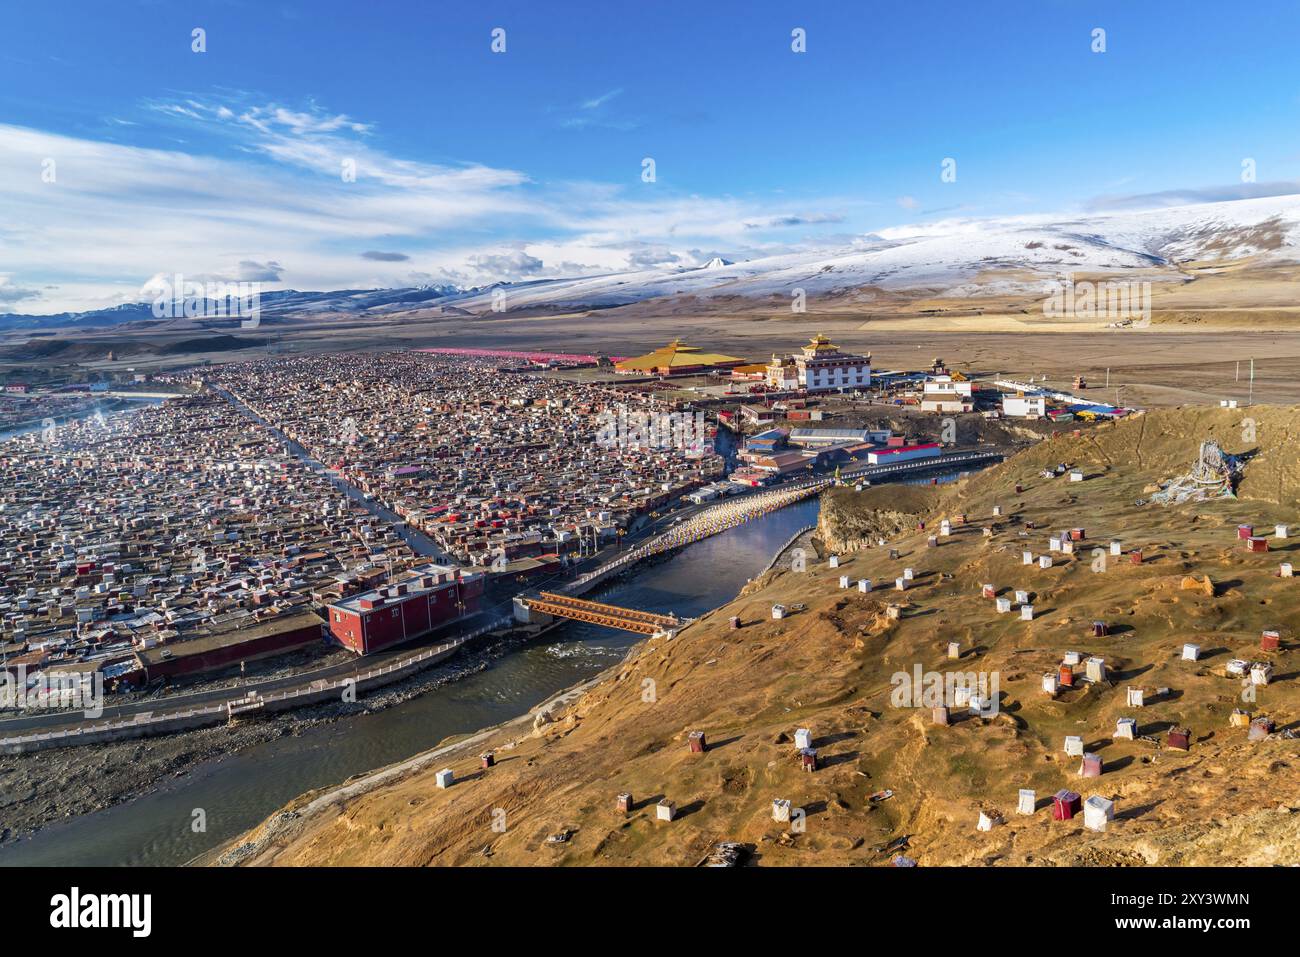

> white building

[
  {"left": 766, "top": 334, "right": 871, "bottom": 394},
  {"left": 765, "top": 355, "right": 800, "bottom": 391},
  {"left": 866, "top": 443, "right": 941, "bottom": 465},
  {"left": 920, "top": 375, "right": 974, "bottom": 413},
  {"left": 1002, "top": 393, "right": 1047, "bottom": 419}
]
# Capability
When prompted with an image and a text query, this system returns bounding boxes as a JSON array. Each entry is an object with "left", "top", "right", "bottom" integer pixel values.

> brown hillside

[{"left": 216, "top": 407, "right": 1300, "bottom": 867}]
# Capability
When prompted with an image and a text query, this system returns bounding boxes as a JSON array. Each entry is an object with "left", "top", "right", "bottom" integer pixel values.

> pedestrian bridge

[{"left": 517, "top": 592, "right": 683, "bottom": 634}]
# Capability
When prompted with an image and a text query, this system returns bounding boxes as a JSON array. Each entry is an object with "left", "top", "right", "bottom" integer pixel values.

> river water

[{"left": 0, "top": 497, "right": 821, "bottom": 867}]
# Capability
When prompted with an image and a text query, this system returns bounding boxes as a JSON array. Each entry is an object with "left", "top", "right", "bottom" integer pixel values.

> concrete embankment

[
  {"left": 0, "top": 619, "right": 508, "bottom": 755},
  {"left": 560, "top": 450, "right": 1002, "bottom": 596},
  {"left": 566, "top": 478, "right": 830, "bottom": 595},
  {"left": 758, "top": 523, "right": 818, "bottom": 576}
]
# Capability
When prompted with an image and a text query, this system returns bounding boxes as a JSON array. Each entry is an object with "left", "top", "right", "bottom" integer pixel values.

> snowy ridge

[
  {"left": 7, "top": 194, "right": 1299, "bottom": 329},
  {"left": 444, "top": 193, "right": 1300, "bottom": 311}
]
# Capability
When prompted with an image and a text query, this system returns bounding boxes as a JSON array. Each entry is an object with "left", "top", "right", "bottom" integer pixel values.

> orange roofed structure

[{"left": 615, "top": 339, "right": 746, "bottom": 375}]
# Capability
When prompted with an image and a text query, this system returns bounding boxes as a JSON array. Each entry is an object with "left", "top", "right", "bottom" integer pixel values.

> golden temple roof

[{"left": 615, "top": 339, "right": 744, "bottom": 371}]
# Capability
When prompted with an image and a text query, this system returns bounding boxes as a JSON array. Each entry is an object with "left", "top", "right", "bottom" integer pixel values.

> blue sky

[{"left": 3, "top": 0, "right": 1300, "bottom": 313}]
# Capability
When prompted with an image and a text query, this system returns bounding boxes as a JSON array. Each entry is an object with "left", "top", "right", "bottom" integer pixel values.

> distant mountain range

[
  {"left": 6, "top": 194, "right": 1299, "bottom": 330},
  {"left": 0, "top": 286, "right": 463, "bottom": 332}
]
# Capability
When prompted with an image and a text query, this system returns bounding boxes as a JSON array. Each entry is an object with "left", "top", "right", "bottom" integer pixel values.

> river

[{"left": 0, "top": 496, "right": 821, "bottom": 867}]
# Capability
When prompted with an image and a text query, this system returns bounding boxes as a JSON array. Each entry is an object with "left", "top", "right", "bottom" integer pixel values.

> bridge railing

[{"left": 0, "top": 616, "right": 512, "bottom": 752}]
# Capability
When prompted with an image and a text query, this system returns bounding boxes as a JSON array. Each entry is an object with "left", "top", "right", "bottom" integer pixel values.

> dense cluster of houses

[
  {"left": 0, "top": 393, "right": 422, "bottom": 690},
  {"left": 208, "top": 352, "right": 727, "bottom": 572},
  {"left": 0, "top": 386, "right": 108, "bottom": 434}
]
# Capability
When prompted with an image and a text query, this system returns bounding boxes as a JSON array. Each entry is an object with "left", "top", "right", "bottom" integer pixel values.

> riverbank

[
  {"left": 1, "top": 498, "right": 822, "bottom": 866},
  {"left": 203, "top": 512, "right": 832, "bottom": 866},
  {"left": 0, "top": 631, "right": 516, "bottom": 849},
  {"left": 201, "top": 665, "right": 613, "bottom": 866}
]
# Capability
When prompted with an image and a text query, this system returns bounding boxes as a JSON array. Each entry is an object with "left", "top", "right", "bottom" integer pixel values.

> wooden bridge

[{"left": 521, "top": 592, "right": 683, "bottom": 634}]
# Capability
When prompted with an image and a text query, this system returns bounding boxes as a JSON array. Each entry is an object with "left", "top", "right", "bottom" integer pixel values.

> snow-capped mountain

[
  {"left": 0, "top": 285, "right": 464, "bottom": 331},
  {"left": 6, "top": 194, "right": 1299, "bottom": 329},
  {"left": 440, "top": 194, "right": 1300, "bottom": 312}
]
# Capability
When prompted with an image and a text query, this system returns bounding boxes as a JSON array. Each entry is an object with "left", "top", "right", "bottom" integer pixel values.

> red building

[
  {"left": 135, "top": 611, "right": 325, "bottom": 682},
  {"left": 326, "top": 563, "right": 485, "bottom": 655}
]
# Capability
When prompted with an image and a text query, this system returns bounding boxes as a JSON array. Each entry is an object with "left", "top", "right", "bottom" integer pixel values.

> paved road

[
  {"left": 0, "top": 613, "right": 496, "bottom": 736},
  {"left": 211, "top": 385, "right": 453, "bottom": 561}
]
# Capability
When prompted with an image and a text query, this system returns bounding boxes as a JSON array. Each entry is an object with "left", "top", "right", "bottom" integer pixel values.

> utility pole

[
  {"left": 1249, "top": 358, "right": 1255, "bottom": 407},
  {"left": 1105, "top": 367, "right": 1110, "bottom": 389}
]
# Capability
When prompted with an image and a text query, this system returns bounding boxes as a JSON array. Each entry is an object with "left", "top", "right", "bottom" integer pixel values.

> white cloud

[
  {"left": 1086, "top": 180, "right": 1300, "bottom": 212},
  {"left": 0, "top": 96, "right": 859, "bottom": 314},
  {"left": 580, "top": 88, "right": 623, "bottom": 110},
  {"left": 0, "top": 276, "right": 43, "bottom": 312},
  {"left": 556, "top": 88, "right": 638, "bottom": 131}
]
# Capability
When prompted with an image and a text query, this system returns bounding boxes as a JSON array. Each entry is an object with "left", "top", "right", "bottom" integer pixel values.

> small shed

[
  {"left": 1052, "top": 789, "right": 1082, "bottom": 821},
  {"left": 1083, "top": 795, "right": 1114, "bottom": 832}
]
